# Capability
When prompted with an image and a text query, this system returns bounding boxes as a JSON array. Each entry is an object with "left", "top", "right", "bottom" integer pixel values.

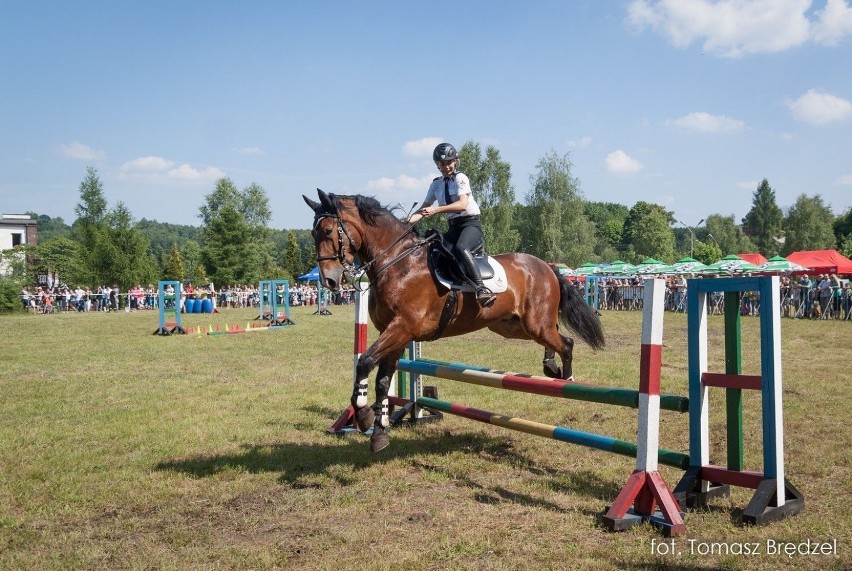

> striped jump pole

[
  {"left": 602, "top": 278, "right": 686, "bottom": 536},
  {"left": 397, "top": 358, "right": 689, "bottom": 412},
  {"left": 414, "top": 394, "right": 688, "bottom": 470}
]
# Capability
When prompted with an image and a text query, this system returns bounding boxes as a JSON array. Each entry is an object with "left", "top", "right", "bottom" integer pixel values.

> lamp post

[{"left": 677, "top": 218, "right": 705, "bottom": 258}]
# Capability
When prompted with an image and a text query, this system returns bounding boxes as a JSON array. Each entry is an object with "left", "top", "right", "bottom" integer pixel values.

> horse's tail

[{"left": 554, "top": 269, "right": 606, "bottom": 350}]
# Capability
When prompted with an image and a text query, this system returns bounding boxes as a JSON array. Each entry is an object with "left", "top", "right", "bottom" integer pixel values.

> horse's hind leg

[
  {"left": 542, "top": 348, "right": 559, "bottom": 378},
  {"left": 369, "top": 358, "right": 396, "bottom": 453},
  {"left": 353, "top": 353, "right": 376, "bottom": 432},
  {"left": 541, "top": 333, "right": 575, "bottom": 380}
]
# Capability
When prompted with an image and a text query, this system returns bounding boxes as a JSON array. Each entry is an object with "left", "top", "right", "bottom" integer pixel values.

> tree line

[{"left": 2, "top": 145, "right": 850, "bottom": 311}]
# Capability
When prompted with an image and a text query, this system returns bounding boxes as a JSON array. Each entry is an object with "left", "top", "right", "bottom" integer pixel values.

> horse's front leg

[{"left": 369, "top": 357, "right": 397, "bottom": 453}]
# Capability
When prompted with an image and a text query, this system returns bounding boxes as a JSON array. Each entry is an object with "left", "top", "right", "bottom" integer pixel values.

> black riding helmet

[{"left": 433, "top": 143, "right": 458, "bottom": 162}]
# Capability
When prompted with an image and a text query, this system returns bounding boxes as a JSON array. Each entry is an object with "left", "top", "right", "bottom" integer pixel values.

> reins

[{"left": 313, "top": 209, "right": 433, "bottom": 289}]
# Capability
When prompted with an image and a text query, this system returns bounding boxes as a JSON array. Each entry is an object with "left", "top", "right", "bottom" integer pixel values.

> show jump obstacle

[
  {"left": 673, "top": 276, "right": 804, "bottom": 525},
  {"left": 329, "top": 276, "right": 802, "bottom": 535},
  {"left": 255, "top": 279, "right": 296, "bottom": 326},
  {"left": 153, "top": 280, "right": 187, "bottom": 335}
]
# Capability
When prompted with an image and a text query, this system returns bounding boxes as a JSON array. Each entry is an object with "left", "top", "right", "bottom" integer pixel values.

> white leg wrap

[
  {"left": 379, "top": 398, "right": 390, "bottom": 428},
  {"left": 355, "top": 378, "right": 369, "bottom": 408}
]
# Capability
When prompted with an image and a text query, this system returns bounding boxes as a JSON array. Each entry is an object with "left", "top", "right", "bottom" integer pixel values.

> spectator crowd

[
  {"left": 18, "top": 282, "right": 359, "bottom": 315},
  {"left": 18, "top": 276, "right": 851, "bottom": 321}
]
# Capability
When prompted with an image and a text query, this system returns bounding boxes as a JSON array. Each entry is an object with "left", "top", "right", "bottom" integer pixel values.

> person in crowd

[
  {"left": 829, "top": 273, "right": 842, "bottom": 319},
  {"left": 816, "top": 273, "right": 832, "bottom": 319},
  {"left": 407, "top": 142, "right": 495, "bottom": 307},
  {"left": 674, "top": 274, "right": 687, "bottom": 312},
  {"left": 41, "top": 289, "right": 53, "bottom": 314},
  {"left": 109, "top": 286, "right": 119, "bottom": 312},
  {"left": 146, "top": 284, "right": 156, "bottom": 310},
  {"left": 796, "top": 274, "right": 813, "bottom": 318}
]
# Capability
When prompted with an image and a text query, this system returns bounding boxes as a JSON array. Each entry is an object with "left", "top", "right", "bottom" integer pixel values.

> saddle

[{"left": 423, "top": 230, "right": 497, "bottom": 291}]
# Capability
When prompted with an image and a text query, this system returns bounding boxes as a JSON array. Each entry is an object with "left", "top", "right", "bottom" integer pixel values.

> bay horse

[{"left": 304, "top": 189, "right": 605, "bottom": 452}]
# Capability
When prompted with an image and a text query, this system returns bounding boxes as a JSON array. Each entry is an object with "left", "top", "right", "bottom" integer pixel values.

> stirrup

[{"left": 476, "top": 287, "right": 496, "bottom": 308}]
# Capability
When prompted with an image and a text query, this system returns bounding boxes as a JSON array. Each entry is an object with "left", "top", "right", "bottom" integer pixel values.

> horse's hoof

[
  {"left": 542, "top": 359, "right": 560, "bottom": 379},
  {"left": 370, "top": 426, "right": 390, "bottom": 453},
  {"left": 355, "top": 407, "right": 375, "bottom": 433}
]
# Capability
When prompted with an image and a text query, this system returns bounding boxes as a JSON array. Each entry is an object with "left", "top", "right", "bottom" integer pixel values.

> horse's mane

[{"left": 330, "top": 193, "right": 406, "bottom": 229}]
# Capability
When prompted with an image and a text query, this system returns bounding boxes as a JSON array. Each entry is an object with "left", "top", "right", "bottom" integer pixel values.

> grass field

[{"left": 1, "top": 301, "right": 850, "bottom": 570}]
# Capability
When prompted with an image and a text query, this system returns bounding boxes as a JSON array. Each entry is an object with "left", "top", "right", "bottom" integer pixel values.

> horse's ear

[
  {"left": 303, "top": 195, "right": 321, "bottom": 212},
  {"left": 317, "top": 188, "right": 337, "bottom": 214}
]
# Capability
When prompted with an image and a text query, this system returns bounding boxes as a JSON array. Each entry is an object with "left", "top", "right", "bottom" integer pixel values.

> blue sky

[{"left": 2, "top": 1, "right": 851, "bottom": 231}]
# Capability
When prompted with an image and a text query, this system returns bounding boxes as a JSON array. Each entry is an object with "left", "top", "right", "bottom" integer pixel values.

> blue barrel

[
  {"left": 201, "top": 299, "right": 213, "bottom": 313},
  {"left": 193, "top": 298, "right": 203, "bottom": 313},
  {"left": 185, "top": 299, "right": 196, "bottom": 313}
]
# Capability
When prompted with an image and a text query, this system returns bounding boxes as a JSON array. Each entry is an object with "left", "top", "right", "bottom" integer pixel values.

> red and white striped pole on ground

[{"left": 603, "top": 278, "right": 685, "bottom": 536}]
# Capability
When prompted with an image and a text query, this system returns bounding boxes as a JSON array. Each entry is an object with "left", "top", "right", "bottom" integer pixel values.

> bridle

[
  {"left": 312, "top": 211, "right": 360, "bottom": 278},
  {"left": 312, "top": 209, "right": 429, "bottom": 285}
]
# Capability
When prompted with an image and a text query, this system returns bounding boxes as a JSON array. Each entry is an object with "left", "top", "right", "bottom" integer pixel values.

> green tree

[
  {"left": 136, "top": 218, "right": 201, "bottom": 265},
  {"left": 180, "top": 241, "right": 206, "bottom": 285},
  {"left": 199, "top": 178, "right": 275, "bottom": 283},
  {"left": 71, "top": 166, "right": 110, "bottom": 285},
  {"left": 781, "top": 194, "right": 836, "bottom": 255},
  {"left": 29, "top": 212, "right": 71, "bottom": 242},
  {"left": 525, "top": 151, "right": 596, "bottom": 265},
  {"left": 621, "top": 201, "right": 676, "bottom": 262},
  {"left": 201, "top": 204, "right": 260, "bottom": 285},
  {"left": 164, "top": 244, "right": 185, "bottom": 282},
  {"left": 459, "top": 142, "right": 519, "bottom": 254},
  {"left": 74, "top": 166, "right": 108, "bottom": 225},
  {"left": 584, "top": 202, "right": 629, "bottom": 261},
  {"left": 283, "top": 231, "right": 302, "bottom": 280},
  {"left": 33, "top": 237, "right": 83, "bottom": 287},
  {"left": 703, "top": 214, "right": 756, "bottom": 257},
  {"left": 692, "top": 240, "right": 723, "bottom": 265},
  {"left": 833, "top": 207, "right": 852, "bottom": 254},
  {"left": 839, "top": 234, "right": 852, "bottom": 259},
  {"left": 741, "top": 179, "right": 783, "bottom": 257},
  {"left": 100, "top": 202, "right": 158, "bottom": 288}
]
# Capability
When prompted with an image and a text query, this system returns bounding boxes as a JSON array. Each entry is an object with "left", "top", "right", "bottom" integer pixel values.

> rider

[{"left": 407, "top": 142, "right": 496, "bottom": 307}]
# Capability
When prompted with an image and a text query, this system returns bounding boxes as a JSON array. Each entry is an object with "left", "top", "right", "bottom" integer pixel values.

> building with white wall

[{"left": 0, "top": 214, "right": 38, "bottom": 276}]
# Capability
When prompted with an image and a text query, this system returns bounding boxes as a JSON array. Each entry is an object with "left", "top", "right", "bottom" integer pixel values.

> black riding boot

[{"left": 458, "top": 249, "right": 496, "bottom": 307}]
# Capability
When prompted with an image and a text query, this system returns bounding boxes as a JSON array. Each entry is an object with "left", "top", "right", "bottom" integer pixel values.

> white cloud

[
  {"left": 567, "top": 136, "right": 592, "bottom": 148},
  {"left": 366, "top": 173, "right": 433, "bottom": 193},
  {"left": 122, "top": 156, "right": 172, "bottom": 172},
  {"left": 232, "top": 146, "right": 265, "bottom": 155},
  {"left": 787, "top": 89, "right": 852, "bottom": 124},
  {"left": 836, "top": 174, "right": 852, "bottom": 185},
  {"left": 60, "top": 141, "right": 106, "bottom": 161},
  {"left": 626, "top": 0, "right": 852, "bottom": 58},
  {"left": 403, "top": 137, "right": 444, "bottom": 157},
  {"left": 736, "top": 180, "right": 760, "bottom": 190},
  {"left": 673, "top": 111, "right": 745, "bottom": 133},
  {"left": 813, "top": 0, "right": 852, "bottom": 45},
  {"left": 168, "top": 163, "right": 226, "bottom": 181},
  {"left": 119, "top": 155, "right": 225, "bottom": 184},
  {"left": 605, "top": 150, "right": 643, "bottom": 174}
]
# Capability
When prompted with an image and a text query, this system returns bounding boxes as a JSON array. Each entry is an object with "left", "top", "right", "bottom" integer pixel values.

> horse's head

[{"left": 303, "top": 189, "right": 363, "bottom": 290}]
